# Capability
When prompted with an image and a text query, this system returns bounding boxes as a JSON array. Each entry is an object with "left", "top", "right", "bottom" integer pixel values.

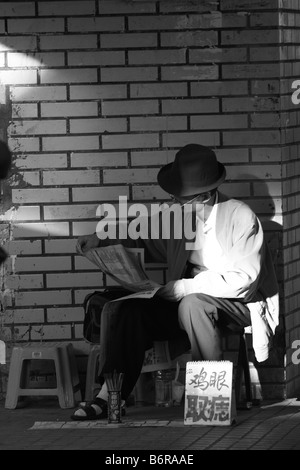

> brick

[
  {"left": 8, "top": 137, "right": 39, "bottom": 152},
  {"left": 72, "top": 221, "right": 101, "bottom": 236},
  {"left": 40, "top": 34, "right": 97, "bottom": 50},
  {"left": 7, "top": 52, "right": 65, "bottom": 68},
  {"left": 0, "top": 2, "right": 35, "bottom": 16},
  {"left": 101, "top": 33, "right": 157, "bottom": 49},
  {"left": 68, "top": 51, "right": 125, "bottom": 66},
  {"left": 7, "top": 274, "right": 44, "bottom": 290},
  {"left": 14, "top": 290, "right": 71, "bottom": 307},
  {"left": 46, "top": 272, "right": 103, "bottom": 288},
  {"left": 41, "top": 68, "right": 97, "bottom": 84},
  {"left": 10, "top": 85, "right": 67, "bottom": 102},
  {"left": 15, "top": 256, "right": 71, "bottom": 272},
  {"left": 128, "top": 49, "right": 186, "bottom": 65},
  {"left": 222, "top": 13, "right": 248, "bottom": 28},
  {"left": 4, "top": 240, "right": 42, "bottom": 256},
  {"left": 72, "top": 186, "right": 129, "bottom": 202},
  {"left": 9, "top": 120, "right": 66, "bottom": 136},
  {"left": 0, "top": 20, "right": 5, "bottom": 33},
  {"left": 191, "top": 114, "right": 248, "bottom": 130},
  {"left": 161, "top": 65, "right": 218, "bottom": 81},
  {"left": 0, "top": 70, "right": 37, "bottom": 85},
  {"left": 0, "top": 36, "right": 37, "bottom": 51},
  {"left": 250, "top": 113, "right": 280, "bottom": 128},
  {"left": 130, "top": 82, "right": 188, "bottom": 98},
  {"left": 129, "top": 14, "right": 222, "bottom": 31},
  {"left": 221, "top": 0, "right": 278, "bottom": 10},
  {"left": 12, "top": 104, "right": 38, "bottom": 118},
  {"left": 102, "top": 100, "right": 159, "bottom": 116},
  {"left": 0, "top": 53, "right": 5, "bottom": 66},
  {"left": 8, "top": 18, "right": 64, "bottom": 34},
  {"left": 31, "top": 324, "right": 72, "bottom": 340},
  {"left": 250, "top": 47, "right": 280, "bottom": 62},
  {"left": 44, "top": 204, "right": 99, "bottom": 220},
  {"left": 191, "top": 81, "right": 248, "bottom": 97},
  {"left": 252, "top": 147, "right": 282, "bottom": 162},
  {"left": 13, "top": 222, "right": 69, "bottom": 238},
  {"left": 101, "top": 67, "right": 158, "bottom": 82},
  {"left": 46, "top": 307, "right": 83, "bottom": 323},
  {"left": 131, "top": 150, "right": 174, "bottom": 167},
  {"left": 98, "top": 0, "right": 156, "bottom": 14},
  {"left": 251, "top": 12, "right": 281, "bottom": 27},
  {"left": 162, "top": 132, "right": 220, "bottom": 148},
  {"left": 42, "top": 136, "right": 99, "bottom": 151},
  {"left": 162, "top": 98, "right": 219, "bottom": 114},
  {"left": 159, "top": 0, "right": 218, "bottom": 12},
  {"left": 70, "top": 84, "right": 126, "bottom": 100},
  {"left": 68, "top": 17, "right": 124, "bottom": 32},
  {"left": 161, "top": 31, "right": 218, "bottom": 47},
  {"left": 5, "top": 309, "right": 44, "bottom": 324},
  {"left": 221, "top": 182, "right": 251, "bottom": 198},
  {"left": 130, "top": 116, "right": 187, "bottom": 131},
  {"left": 215, "top": 148, "right": 249, "bottom": 163},
  {"left": 222, "top": 30, "right": 279, "bottom": 45},
  {"left": 38, "top": 1, "right": 95, "bottom": 16},
  {"left": 253, "top": 181, "right": 282, "bottom": 197},
  {"left": 190, "top": 47, "right": 247, "bottom": 64},
  {"left": 75, "top": 256, "right": 99, "bottom": 270},
  {"left": 71, "top": 152, "right": 128, "bottom": 168},
  {"left": 103, "top": 168, "right": 158, "bottom": 184},
  {"left": 2, "top": 206, "right": 40, "bottom": 221},
  {"left": 223, "top": 63, "right": 279, "bottom": 79},
  {"left": 44, "top": 239, "right": 77, "bottom": 254},
  {"left": 222, "top": 97, "right": 279, "bottom": 112},
  {"left": 132, "top": 185, "right": 167, "bottom": 201},
  {"left": 43, "top": 170, "right": 99, "bottom": 186},
  {"left": 14, "top": 154, "right": 67, "bottom": 170},
  {"left": 41, "top": 102, "right": 98, "bottom": 117},
  {"left": 102, "top": 133, "right": 159, "bottom": 149},
  {"left": 223, "top": 130, "right": 280, "bottom": 146},
  {"left": 70, "top": 118, "right": 127, "bottom": 134},
  {"left": 251, "top": 80, "right": 280, "bottom": 95}
]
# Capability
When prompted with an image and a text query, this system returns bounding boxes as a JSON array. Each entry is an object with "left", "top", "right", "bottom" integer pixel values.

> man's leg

[
  {"left": 100, "top": 296, "right": 184, "bottom": 400},
  {"left": 72, "top": 296, "right": 185, "bottom": 420},
  {"left": 178, "top": 293, "right": 251, "bottom": 361}
]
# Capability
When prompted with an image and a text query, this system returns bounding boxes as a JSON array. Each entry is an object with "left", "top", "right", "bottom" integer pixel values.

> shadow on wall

[{"left": 231, "top": 175, "right": 285, "bottom": 400}]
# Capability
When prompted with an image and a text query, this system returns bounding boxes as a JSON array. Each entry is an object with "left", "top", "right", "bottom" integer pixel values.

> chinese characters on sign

[{"left": 184, "top": 361, "right": 235, "bottom": 426}]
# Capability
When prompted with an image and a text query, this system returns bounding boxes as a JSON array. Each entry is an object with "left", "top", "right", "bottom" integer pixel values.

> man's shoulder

[{"left": 218, "top": 192, "right": 254, "bottom": 214}]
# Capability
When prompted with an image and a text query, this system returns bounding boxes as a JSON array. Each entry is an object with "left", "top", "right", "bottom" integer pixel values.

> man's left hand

[{"left": 157, "top": 280, "right": 185, "bottom": 302}]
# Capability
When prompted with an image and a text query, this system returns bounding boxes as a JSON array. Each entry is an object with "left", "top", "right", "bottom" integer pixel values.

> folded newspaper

[{"left": 83, "top": 244, "right": 161, "bottom": 299}]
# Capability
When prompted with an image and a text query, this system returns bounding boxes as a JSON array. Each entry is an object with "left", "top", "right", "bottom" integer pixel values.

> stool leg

[
  {"left": 85, "top": 345, "right": 101, "bottom": 402},
  {"left": 5, "top": 347, "right": 24, "bottom": 409},
  {"left": 66, "top": 343, "right": 82, "bottom": 404},
  {"left": 235, "top": 333, "right": 252, "bottom": 409}
]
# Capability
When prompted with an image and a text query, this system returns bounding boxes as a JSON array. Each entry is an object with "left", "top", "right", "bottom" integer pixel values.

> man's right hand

[{"left": 76, "top": 233, "right": 99, "bottom": 254}]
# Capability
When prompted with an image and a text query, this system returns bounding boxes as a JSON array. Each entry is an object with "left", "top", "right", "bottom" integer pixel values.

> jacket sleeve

[{"left": 179, "top": 208, "right": 264, "bottom": 299}]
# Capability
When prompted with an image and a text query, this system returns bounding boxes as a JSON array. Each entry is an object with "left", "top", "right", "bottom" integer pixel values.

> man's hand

[
  {"left": 157, "top": 280, "right": 185, "bottom": 302},
  {"left": 76, "top": 233, "right": 99, "bottom": 254}
]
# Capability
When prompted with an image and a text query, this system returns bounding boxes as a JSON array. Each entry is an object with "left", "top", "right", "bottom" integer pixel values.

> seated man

[{"left": 72, "top": 143, "right": 279, "bottom": 421}]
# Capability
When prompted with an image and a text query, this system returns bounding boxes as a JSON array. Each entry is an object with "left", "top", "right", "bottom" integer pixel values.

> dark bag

[{"left": 83, "top": 288, "right": 130, "bottom": 343}]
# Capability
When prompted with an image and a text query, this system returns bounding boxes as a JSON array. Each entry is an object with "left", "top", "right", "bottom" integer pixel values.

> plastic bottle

[{"left": 154, "top": 369, "right": 173, "bottom": 407}]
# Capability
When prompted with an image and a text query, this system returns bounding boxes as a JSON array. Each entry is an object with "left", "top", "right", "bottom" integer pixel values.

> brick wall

[
  {"left": 279, "top": 0, "right": 300, "bottom": 398},
  {"left": 0, "top": 0, "right": 294, "bottom": 400}
]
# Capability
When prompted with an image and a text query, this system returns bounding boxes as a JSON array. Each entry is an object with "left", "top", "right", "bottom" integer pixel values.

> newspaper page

[{"left": 83, "top": 244, "right": 161, "bottom": 299}]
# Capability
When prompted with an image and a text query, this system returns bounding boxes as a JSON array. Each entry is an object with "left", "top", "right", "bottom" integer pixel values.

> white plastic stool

[{"left": 5, "top": 342, "right": 82, "bottom": 409}]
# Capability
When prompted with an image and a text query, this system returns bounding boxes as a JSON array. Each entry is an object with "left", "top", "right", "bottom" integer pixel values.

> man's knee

[{"left": 178, "top": 294, "right": 201, "bottom": 321}]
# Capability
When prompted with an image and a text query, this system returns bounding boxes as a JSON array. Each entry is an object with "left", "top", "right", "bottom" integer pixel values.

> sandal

[{"left": 71, "top": 397, "right": 108, "bottom": 421}]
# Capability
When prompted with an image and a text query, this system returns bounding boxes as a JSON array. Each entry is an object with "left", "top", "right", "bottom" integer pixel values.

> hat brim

[{"left": 157, "top": 161, "right": 226, "bottom": 197}]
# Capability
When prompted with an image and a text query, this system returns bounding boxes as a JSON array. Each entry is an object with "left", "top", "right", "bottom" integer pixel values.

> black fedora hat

[{"left": 157, "top": 144, "right": 226, "bottom": 197}]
